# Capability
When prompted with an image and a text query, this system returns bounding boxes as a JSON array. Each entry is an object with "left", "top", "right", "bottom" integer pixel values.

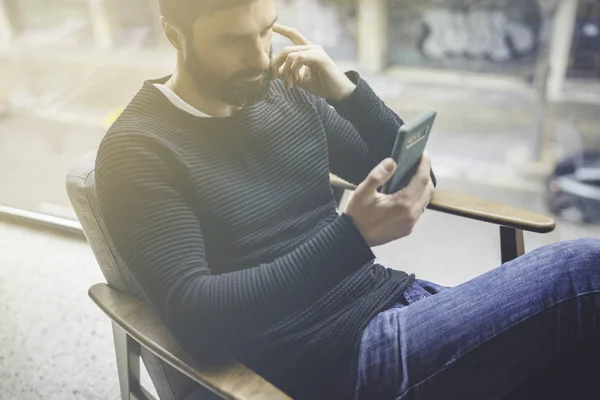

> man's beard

[{"left": 183, "top": 45, "right": 273, "bottom": 107}]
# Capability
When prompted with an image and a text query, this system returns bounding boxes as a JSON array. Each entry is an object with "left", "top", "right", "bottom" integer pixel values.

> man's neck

[{"left": 166, "top": 70, "right": 242, "bottom": 118}]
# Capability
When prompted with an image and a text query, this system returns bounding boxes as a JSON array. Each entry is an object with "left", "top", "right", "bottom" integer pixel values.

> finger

[
  {"left": 356, "top": 158, "right": 397, "bottom": 194},
  {"left": 414, "top": 178, "right": 435, "bottom": 215},
  {"left": 273, "top": 24, "right": 312, "bottom": 46},
  {"left": 290, "top": 56, "right": 304, "bottom": 84},
  {"left": 402, "top": 152, "right": 432, "bottom": 197},
  {"left": 271, "top": 45, "right": 317, "bottom": 71},
  {"left": 284, "top": 52, "right": 308, "bottom": 85},
  {"left": 278, "top": 50, "right": 322, "bottom": 73},
  {"left": 281, "top": 55, "right": 296, "bottom": 88},
  {"left": 277, "top": 50, "right": 322, "bottom": 85},
  {"left": 284, "top": 54, "right": 306, "bottom": 87},
  {"left": 426, "top": 179, "right": 435, "bottom": 205}
]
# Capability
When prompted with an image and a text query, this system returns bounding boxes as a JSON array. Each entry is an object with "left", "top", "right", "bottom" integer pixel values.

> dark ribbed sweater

[{"left": 95, "top": 72, "right": 426, "bottom": 399}]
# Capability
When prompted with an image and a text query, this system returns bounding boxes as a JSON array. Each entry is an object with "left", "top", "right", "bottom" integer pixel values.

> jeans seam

[{"left": 392, "top": 289, "right": 600, "bottom": 400}]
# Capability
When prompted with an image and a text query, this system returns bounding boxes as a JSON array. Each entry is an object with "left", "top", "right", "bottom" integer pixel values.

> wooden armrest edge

[
  {"left": 88, "top": 283, "right": 290, "bottom": 400},
  {"left": 428, "top": 189, "right": 556, "bottom": 233}
]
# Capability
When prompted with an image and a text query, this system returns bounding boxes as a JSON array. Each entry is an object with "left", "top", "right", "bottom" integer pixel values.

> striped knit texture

[{"left": 95, "top": 73, "right": 416, "bottom": 399}]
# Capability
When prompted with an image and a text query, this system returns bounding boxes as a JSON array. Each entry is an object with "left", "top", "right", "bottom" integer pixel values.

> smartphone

[{"left": 381, "top": 110, "right": 436, "bottom": 195}]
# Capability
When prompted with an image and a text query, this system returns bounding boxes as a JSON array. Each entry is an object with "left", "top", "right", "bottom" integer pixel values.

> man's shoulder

[
  {"left": 105, "top": 102, "right": 174, "bottom": 137},
  {"left": 96, "top": 119, "right": 180, "bottom": 182},
  {"left": 98, "top": 85, "right": 181, "bottom": 159}
]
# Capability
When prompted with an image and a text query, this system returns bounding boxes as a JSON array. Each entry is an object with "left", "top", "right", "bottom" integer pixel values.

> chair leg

[
  {"left": 113, "top": 322, "right": 142, "bottom": 400},
  {"left": 500, "top": 226, "right": 525, "bottom": 264}
]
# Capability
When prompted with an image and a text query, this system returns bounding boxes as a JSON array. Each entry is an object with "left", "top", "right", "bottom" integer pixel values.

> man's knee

[{"left": 553, "top": 238, "right": 600, "bottom": 274}]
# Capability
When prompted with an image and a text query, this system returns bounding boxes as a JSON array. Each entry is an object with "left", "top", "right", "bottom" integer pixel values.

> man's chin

[
  {"left": 226, "top": 81, "right": 271, "bottom": 107},
  {"left": 188, "top": 73, "right": 271, "bottom": 107}
]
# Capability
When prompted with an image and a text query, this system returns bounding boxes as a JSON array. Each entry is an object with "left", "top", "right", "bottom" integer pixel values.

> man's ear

[{"left": 160, "top": 16, "right": 186, "bottom": 54}]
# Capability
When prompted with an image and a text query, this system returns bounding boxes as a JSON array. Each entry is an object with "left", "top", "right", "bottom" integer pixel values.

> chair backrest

[{"left": 66, "top": 151, "right": 205, "bottom": 400}]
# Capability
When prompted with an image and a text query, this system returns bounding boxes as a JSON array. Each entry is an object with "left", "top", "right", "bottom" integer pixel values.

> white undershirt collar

[{"left": 153, "top": 83, "right": 212, "bottom": 118}]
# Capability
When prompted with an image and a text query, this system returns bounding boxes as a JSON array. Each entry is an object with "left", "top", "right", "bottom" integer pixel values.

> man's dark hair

[{"left": 158, "top": 0, "right": 257, "bottom": 29}]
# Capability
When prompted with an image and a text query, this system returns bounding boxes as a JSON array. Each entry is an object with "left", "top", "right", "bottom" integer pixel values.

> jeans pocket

[
  {"left": 403, "top": 282, "right": 432, "bottom": 304},
  {"left": 403, "top": 279, "right": 450, "bottom": 304}
]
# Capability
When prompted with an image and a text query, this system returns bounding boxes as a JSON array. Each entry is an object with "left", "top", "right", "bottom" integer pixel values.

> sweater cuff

[
  {"left": 336, "top": 212, "right": 375, "bottom": 264},
  {"left": 333, "top": 213, "right": 375, "bottom": 269}
]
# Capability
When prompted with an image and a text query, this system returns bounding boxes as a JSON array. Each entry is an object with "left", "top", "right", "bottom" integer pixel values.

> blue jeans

[{"left": 356, "top": 238, "right": 600, "bottom": 400}]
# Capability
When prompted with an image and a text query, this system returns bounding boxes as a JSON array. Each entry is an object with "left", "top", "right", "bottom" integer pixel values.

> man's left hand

[{"left": 272, "top": 24, "right": 356, "bottom": 102}]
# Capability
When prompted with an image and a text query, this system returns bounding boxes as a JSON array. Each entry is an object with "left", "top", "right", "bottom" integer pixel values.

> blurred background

[{"left": 0, "top": 0, "right": 599, "bottom": 399}]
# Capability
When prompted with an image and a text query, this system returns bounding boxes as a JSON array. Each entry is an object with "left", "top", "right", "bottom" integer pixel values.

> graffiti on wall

[
  {"left": 388, "top": 0, "right": 559, "bottom": 72},
  {"left": 420, "top": 8, "right": 537, "bottom": 63}
]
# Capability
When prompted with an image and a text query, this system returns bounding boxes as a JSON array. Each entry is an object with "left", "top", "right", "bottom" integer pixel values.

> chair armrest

[
  {"left": 330, "top": 175, "right": 556, "bottom": 234},
  {"left": 88, "top": 283, "right": 291, "bottom": 400},
  {"left": 427, "top": 189, "right": 555, "bottom": 233},
  {"left": 330, "top": 175, "right": 357, "bottom": 192}
]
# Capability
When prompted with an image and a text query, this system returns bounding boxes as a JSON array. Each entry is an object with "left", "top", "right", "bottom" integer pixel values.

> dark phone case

[{"left": 381, "top": 110, "right": 436, "bottom": 194}]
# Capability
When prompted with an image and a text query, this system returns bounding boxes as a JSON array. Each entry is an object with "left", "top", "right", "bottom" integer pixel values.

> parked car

[{"left": 545, "top": 149, "right": 600, "bottom": 224}]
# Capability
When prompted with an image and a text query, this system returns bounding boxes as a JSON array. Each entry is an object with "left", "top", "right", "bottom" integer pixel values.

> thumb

[{"left": 356, "top": 158, "right": 397, "bottom": 194}]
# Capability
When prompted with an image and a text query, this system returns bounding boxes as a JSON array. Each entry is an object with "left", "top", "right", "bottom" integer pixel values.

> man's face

[{"left": 183, "top": 0, "right": 277, "bottom": 107}]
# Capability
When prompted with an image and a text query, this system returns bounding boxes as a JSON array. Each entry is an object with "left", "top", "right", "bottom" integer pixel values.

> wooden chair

[{"left": 67, "top": 152, "right": 555, "bottom": 400}]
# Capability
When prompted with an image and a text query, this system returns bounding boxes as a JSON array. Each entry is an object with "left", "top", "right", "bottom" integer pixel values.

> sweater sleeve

[
  {"left": 316, "top": 71, "right": 436, "bottom": 187},
  {"left": 95, "top": 134, "right": 376, "bottom": 359}
]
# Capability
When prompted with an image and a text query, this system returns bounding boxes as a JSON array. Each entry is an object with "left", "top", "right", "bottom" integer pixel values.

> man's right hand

[{"left": 345, "top": 154, "right": 435, "bottom": 247}]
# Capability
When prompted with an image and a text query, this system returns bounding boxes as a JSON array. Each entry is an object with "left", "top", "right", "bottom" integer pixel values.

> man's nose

[{"left": 242, "top": 37, "right": 271, "bottom": 71}]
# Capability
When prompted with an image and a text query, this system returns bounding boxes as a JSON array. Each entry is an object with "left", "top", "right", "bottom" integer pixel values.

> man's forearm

[{"left": 327, "top": 71, "right": 402, "bottom": 164}]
